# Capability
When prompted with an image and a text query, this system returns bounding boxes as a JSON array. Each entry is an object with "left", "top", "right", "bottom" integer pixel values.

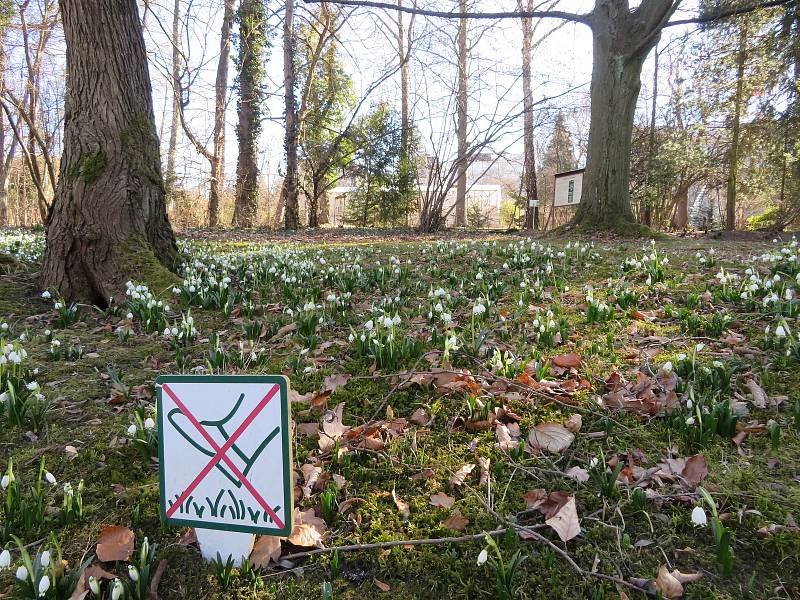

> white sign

[
  {"left": 157, "top": 375, "right": 293, "bottom": 537},
  {"left": 554, "top": 170, "right": 584, "bottom": 207},
  {"left": 528, "top": 199, "right": 539, "bottom": 208}
]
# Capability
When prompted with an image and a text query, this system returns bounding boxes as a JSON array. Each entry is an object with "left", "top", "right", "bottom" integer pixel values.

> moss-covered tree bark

[
  {"left": 232, "top": 0, "right": 268, "bottom": 228},
  {"left": 41, "top": 0, "right": 177, "bottom": 304}
]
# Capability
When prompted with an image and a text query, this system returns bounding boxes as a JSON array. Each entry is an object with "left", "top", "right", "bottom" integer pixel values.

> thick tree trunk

[
  {"left": 42, "top": 0, "right": 177, "bottom": 304},
  {"left": 520, "top": 0, "right": 538, "bottom": 230},
  {"left": 642, "top": 44, "right": 658, "bottom": 227},
  {"left": 283, "top": 0, "right": 300, "bottom": 229},
  {"left": 726, "top": 26, "right": 747, "bottom": 231},
  {"left": 209, "top": 0, "right": 234, "bottom": 228},
  {"left": 671, "top": 184, "right": 689, "bottom": 230},
  {"left": 165, "top": 0, "right": 181, "bottom": 205},
  {"left": 571, "top": 0, "right": 674, "bottom": 231},
  {"left": 454, "top": 0, "right": 467, "bottom": 227}
]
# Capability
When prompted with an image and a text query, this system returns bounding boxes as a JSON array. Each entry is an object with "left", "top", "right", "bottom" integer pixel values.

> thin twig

[{"left": 281, "top": 528, "right": 508, "bottom": 562}]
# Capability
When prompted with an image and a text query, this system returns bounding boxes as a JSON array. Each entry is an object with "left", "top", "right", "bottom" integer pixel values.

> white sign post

[
  {"left": 554, "top": 169, "right": 584, "bottom": 207},
  {"left": 157, "top": 375, "right": 293, "bottom": 565}
]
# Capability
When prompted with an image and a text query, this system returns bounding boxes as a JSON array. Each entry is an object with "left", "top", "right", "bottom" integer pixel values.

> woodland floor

[{"left": 0, "top": 229, "right": 799, "bottom": 599}]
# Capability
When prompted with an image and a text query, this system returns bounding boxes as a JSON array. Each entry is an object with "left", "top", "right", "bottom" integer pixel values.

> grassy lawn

[{"left": 1, "top": 230, "right": 799, "bottom": 599}]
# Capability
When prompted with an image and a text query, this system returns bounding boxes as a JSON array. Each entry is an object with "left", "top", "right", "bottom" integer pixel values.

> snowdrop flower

[
  {"left": 441, "top": 313, "right": 452, "bottom": 324},
  {"left": 348, "top": 333, "right": 355, "bottom": 343},
  {"left": 111, "top": 579, "right": 124, "bottom": 600},
  {"left": 38, "top": 574, "right": 51, "bottom": 596},
  {"left": 472, "top": 304, "right": 486, "bottom": 315},
  {"left": 392, "top": 315, "right": 401, "bottom": 326},
  {"left": 128, "top": 564, "right": 139, "bottom": 582},
  {"left": 326, "top": 294, "right": 337, "bottom": 302},
  {"left": 88, "top": 576, "right": 100, "bottom": 595},
  {"left": 1, "top": 475, "right": 9, "bottom": 489},
  {"left": 44, "top": 471, "right": 56, "bottom": 485},
  {"left": 676, "top": 353, "right": 687, "bottom": 361},
  {"left": 477, "top": 548, "right": 488, "bottom": 565},
  {"left": 382, "top": 316, "right": 394, "bottom": 328},
  {"left": 686, "top": 416, "right": 696, "bottom": 426},
  {"left": 691, "top": 506, "right": 707, "bottom": 527},
  {"left": 589, "top": 457, "right": 599, "bottom": 469},
  {"left": 41, "top": 290, "right": 51, "bottom": 299},
  {"left": 475, "top": 272, "right": 483, "bottom": 280},
  {"left": 695, "top": 343, "right": 705, "bottom": 353},
  {"left": 646, "top": 275, "right": 652, "bottom": 286},
  {"left": 127, "top": 424, "right": 137, "bottom": 436},
  {"left": 359, "top": 334, "right": 366, "bottom": 342},
  {"left": 364, "top": 320, "right": 374, "bottom": 331},
  {"left": 0, "top": 549, "right": 10, "bottom": 569},
  {"left": 144, "top": 418, "right": 155, "bottom": 430},
  {"left": 16, "top": 565, "right": 28, "bottom": 581},
  {"left": 776, "top": 325, "right": 787, "bottom": 337},
  {"left": 40, "top": 550, "right": 50, "bottom": 567}
]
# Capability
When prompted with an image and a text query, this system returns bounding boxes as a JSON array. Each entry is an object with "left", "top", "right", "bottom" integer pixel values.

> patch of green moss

[
  {"left": 65, "top": 150, "right": 108, "bottom": 185},
  {"left": 118, "top": 237, "right": 181, "bottom": 297}
]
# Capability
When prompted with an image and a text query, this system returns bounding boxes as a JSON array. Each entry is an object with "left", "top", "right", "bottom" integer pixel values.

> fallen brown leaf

[
  {"left": 527, "top": 423, "right": 575, "bottom": 453},
  {"left": 96, "top": 525, "right": 135, "bottom": 562},
  {"left": 442, "top": 509, "right": 469, "bottom": 531},
  {"left": 250, "top": 535, "right": 283, "bottom": 568}
]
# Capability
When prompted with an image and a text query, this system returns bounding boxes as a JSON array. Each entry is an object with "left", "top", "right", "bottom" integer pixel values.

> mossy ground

[{"left": 1, "top": 232, "right": 799, "bottom": 599}]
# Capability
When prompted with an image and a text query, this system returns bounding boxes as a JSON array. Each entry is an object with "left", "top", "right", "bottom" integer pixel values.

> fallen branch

[{"left": 281, "top": 528, "right": 508, "bottom": 562}]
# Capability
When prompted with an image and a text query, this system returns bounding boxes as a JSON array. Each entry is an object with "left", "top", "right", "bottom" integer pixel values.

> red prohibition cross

[{"left": 162, "top": 383, "right": 285, "bottom": 529}]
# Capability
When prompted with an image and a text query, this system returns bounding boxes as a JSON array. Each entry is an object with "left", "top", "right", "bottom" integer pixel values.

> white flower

[
  {"left": 382, "top": 316, "right": 394, "bottom": 328},
  {"left": 38, "top": 574, "right": 50, "bottom": 596},
  {"left": 128, "top": 564, "right": 139, "bottom": 582},
  {"left": 685, "top": 416, "right": 695, "bottom": 426},
  {"left": 45, "top": 472, "right": 56, "bottom": 485},
  {"left": 364, "top": 320, "right": 374, "bottom": 331},
  {"left": 1, "top": 475, "right": 9, "bottom": 489},
  {"left": 41, "top": 290, "right": 51, "bottom": 299},
  {"left": 16, "top": 565, "right": 28, "bottom": 581},
  {"left": 589, "top": 457, "right": 599, "bottom": 469},
  {"left": 111, "top": 579, "right": 124, "bottom": 600},
  {"left": 662, "top": 361, "right": 673, "bottom": 373},
  {"left": 691, "top": 506, "right": 707, "bottom": 527},
  {"left": 144, "top": 418, "right": 156, "bottom": 430},
  {"left": 40, "top": 550, "right": 50, "bottom": 567},
  {"left": 127, "top": 424, "right": 137, "bottom": 436},
  {"left": 477, "top": 548, "right": 488, "bottom": 565},
  {"left": 0, "top": 549, "right": 10, "bottom": 569},
  {"left": 695, "top": 343, "right": 705, "bottom": 352},
  {"left": 775, "top": 325, "right": 787, "bottom": 337},
  {"left": 88, "top": 576, "right": 100, "bottom": 595}
]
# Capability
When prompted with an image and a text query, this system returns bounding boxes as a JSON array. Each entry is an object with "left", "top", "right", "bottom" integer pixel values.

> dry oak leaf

[
  {"left": 373, "top": 577, "right": 391, "bottom": 592},
  {"left": 410, "top": 407, "right": 432, "bottom": 426},
  {"left": 250, "top": 535, "right": 283, "bottom": 568},
  {"left": 442, "top": 509, "right": 470, "bottom": 532},
  {"left": 742, "top": 378, "right": 769, "bottom": 409},
  {"left": 527, "top": 423, "right": 575, "bottom": 454},
  {"left": 392, "top": 488, "right": 411, "bottom": 522},
  {"left": 450, "top": 464, "right": 476, "bottom": 488},
  {"left": 429, "top": 492, "right": 456, "bottom": 509},
  {"left": 545, "top": 495, "right": 580, "bottom": 543},
  {"left": 681, "top": 454, "right": 708, "bottom": 486},
  {"left": 655, "top": 565, "right": 703, "bottom": 599},
  {"left": 565, "top": 466, "right": 590, "bottom": 483},
  {"left": 288, "top": 508, "right": 327, "bottom": 548},
  {"left": 495, "top": 423, "right": 520, "bottom": 452},
  {"left": 523, "top": 488, "right": 547, "bottom": 510},
  {"left": 96, "top": 525, "right": 135, "bottom": 562},
  {"left": 551, "top": 353, "right": 583, "bottom": 369},
  {"left": 478, "top": 456, "right": 491, "bottom": 486},
  {"left": 323, "top": 373, "right": 351, "bottom": 394},
  {"left": 564, "top": 413, "right": 582, "bottom": 433},
  {"left": 319, "top": 403, "right": 350, "bottom": 452}
]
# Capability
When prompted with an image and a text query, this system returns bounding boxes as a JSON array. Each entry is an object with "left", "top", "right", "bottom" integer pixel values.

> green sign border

[{"left": 156, "top": 374, "right": 293, "bottom": 537}]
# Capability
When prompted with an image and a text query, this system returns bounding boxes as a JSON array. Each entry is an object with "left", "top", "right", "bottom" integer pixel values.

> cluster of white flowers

[{"left": 0, "top": 231, "right": 45, "bottom": 262}]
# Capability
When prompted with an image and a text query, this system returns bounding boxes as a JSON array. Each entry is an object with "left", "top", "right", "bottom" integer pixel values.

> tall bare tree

[
  {"left": 519, "top": 0, "right": 539, "bottom": 230},
  {"left": 454, "top": 0, "right": 467, "bottom": 227},
  {"left": 282, "top": 0, "right": 300, "bottom": 229}
]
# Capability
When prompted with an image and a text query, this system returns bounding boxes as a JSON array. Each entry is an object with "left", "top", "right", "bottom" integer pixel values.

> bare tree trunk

[
  {"left": 209, "top": 0, "right": 234, "bottom": 228},
  {"left": 283, "top": 0, "right": 300, "bottom": 229},
  {"left": 726, "top": 25, "right": 747, "bottom": 231},
  {"left": 42, "top": 0, "right": 177, "bottom": 304},
  {"left": 571, "top": 0, "right": 674, "bottom": 231},
  {"left": 165, "top": 0, "right": 181, "bottom": 204},
  {"left": 520, "top": 0, "right": 538, "bottom": 230},
  {"left": 454, "top": 0, "right": 468, "bottom": 227},
  {"left": 671, "top": 184, "right": 689, "bottom": 230},
  {"left": 398, "top": 0, "right": 410, "bottom": 161}
]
